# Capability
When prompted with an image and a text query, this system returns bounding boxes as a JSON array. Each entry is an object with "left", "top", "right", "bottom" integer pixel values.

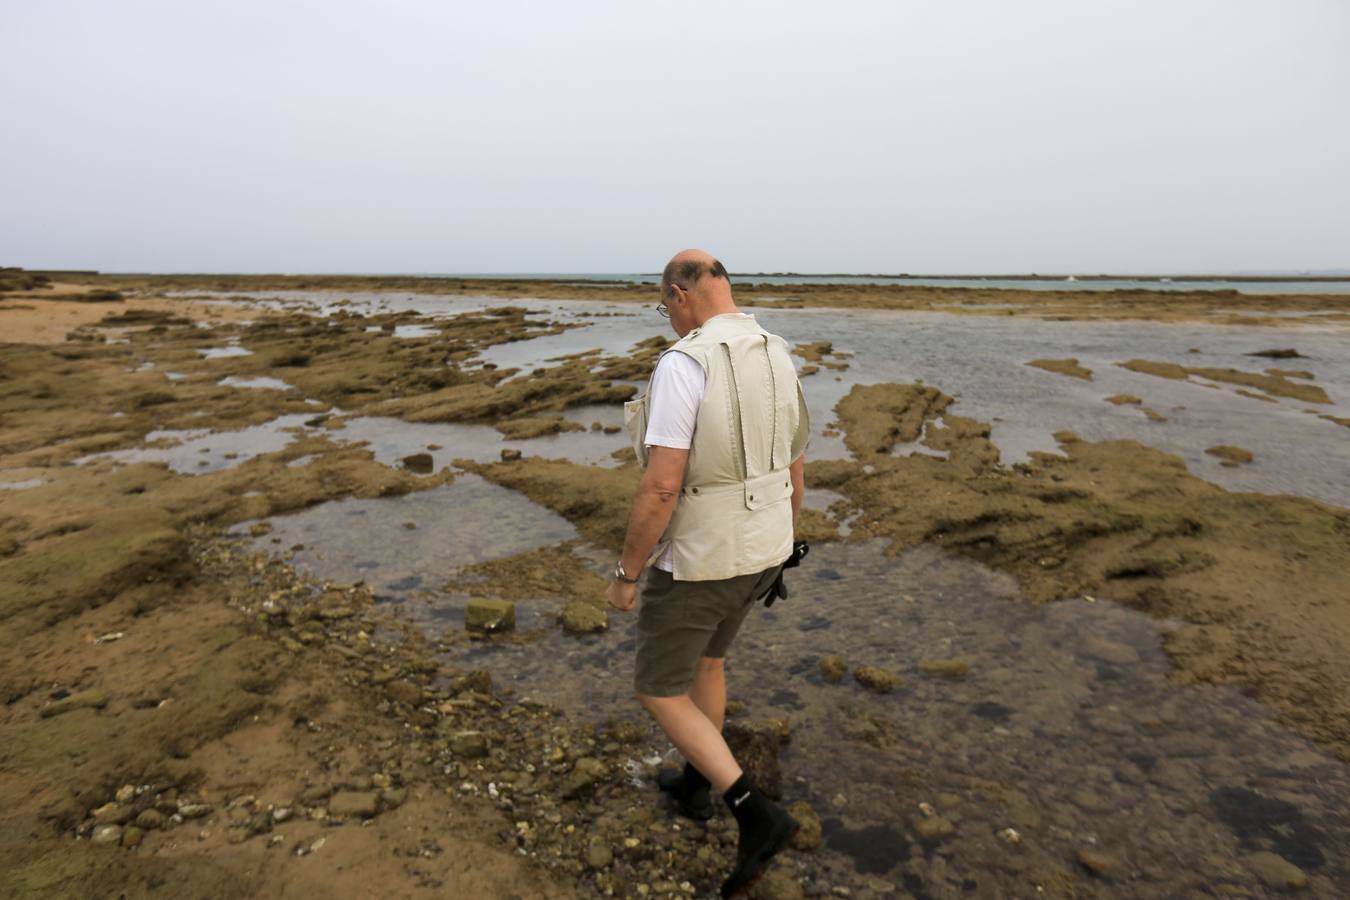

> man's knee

[
  {"left": 695, "top": 656, "right": 726, "bottom": 673},
  {"left": 635, "top": 690, "right": 685, "bottom": 712}
]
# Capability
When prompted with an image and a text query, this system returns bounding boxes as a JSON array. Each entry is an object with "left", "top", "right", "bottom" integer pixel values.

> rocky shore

[{"left": 2, "top": 279, "right": 1348, "bottom": 897}]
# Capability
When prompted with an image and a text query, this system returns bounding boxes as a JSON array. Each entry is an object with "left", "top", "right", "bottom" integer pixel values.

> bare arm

[{"left": 619, "top": 445, "right": 689, "bottom": 577}]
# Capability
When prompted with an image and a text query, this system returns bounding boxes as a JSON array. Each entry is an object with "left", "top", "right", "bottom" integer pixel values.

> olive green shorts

[{"left": 634, "top": 564, "right": 782, "bottom": 698}]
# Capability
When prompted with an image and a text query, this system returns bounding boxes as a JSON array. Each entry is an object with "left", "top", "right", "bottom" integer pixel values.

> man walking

[{"left": 605, "top": 249, "right": 810, "bottom": 897}]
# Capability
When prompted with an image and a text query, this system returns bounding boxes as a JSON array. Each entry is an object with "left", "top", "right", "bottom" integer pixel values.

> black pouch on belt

[{"left": 761, "top": 540, "right": 810, "bottom": 607}]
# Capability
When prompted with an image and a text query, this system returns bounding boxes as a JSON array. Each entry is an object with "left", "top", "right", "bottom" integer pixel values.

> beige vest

[{"left": 624, "top": 314, "right": 808, "bottom": 581}]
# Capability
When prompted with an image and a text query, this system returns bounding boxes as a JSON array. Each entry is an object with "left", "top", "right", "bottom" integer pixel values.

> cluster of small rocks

[{"left": 188, "top": 533, "right": 841, "bottom": 897}]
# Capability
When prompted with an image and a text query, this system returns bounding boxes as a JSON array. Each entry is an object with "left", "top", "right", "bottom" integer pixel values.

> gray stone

[
  {"left": 465, "top": 598, "right": 515, "bottom": 634},
  {"left": 176, "top": 802, "right": 212, "bottom": 819},
  {"left": 1246, "top": 851, "right": 1308, "bottom": 890},
  {"left": 90, "top": 824, "right": 122, "bottom": 845},
  {"left": 328, "top": 791, "right": 380, "bottom": 819},
  {"left": 451, "top": 731, "right": 488, "bottom": 758}
]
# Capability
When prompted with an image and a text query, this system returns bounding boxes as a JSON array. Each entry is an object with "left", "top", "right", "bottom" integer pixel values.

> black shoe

[
  {"left": 656, "top": 762, "right": 714, "bottom": 821},
  {"left": 720, "top": 774, "right": 799, "bottom": 898}
]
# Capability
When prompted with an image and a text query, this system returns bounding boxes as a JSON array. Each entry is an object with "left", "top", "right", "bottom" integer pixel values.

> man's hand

[{"left": 606, "top": 579, "right": 638, "bottom": 612}]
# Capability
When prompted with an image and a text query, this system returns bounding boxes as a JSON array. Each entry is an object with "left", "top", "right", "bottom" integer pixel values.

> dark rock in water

[
  {"left": 1246, "top": 348, "right": 1306, "bottom": 359},
  {"left": 724, "top": 721, "right": 783, "bottom": 799},
  {"left": 501, "top": 448, "right": 522, "bottom": 462},
  {"left": 387, "top": 574, "right": 423, "bottom": 591},
  {"left": 450, "top": 669, "right": 492, "bottom": 695},
  {"left": 450, "top": 731, "right": 488, "bottom": 758},
  {"left": 768, "top": 688, "right": 803, "bottom": 710},
  {"left": 40, "top": 689, "right": 108, "bottom": 718},
  {"left": 1211, "top": 786, "right": 1325, "bottom": 869},
  {"left": 970, "top": 701, "right": 1010, "bottom": 721},
  {"left": 822, "top": 818, "right": 909, "bottom": 876},
  {"left": 796, "top": 615, "right": 831, "bottom": 632},
  {"left": 814, "top": 568, "right": 843, "bottom": 581},
  {"left": 401, "top": 452, "right": 434, "bottom": 474}
]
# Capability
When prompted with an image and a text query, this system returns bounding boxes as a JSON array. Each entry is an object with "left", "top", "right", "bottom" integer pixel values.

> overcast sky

[{"left": 4, "top": 1, "right": 1348, "bottom": 274}]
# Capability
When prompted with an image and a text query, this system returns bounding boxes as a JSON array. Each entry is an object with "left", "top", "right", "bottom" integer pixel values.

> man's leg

[
  {"left": 636, "top": 691, "right": 742, "bottom": 792},
  {"left": 689, "top": 655, "right": 727, "bottom": 729}
]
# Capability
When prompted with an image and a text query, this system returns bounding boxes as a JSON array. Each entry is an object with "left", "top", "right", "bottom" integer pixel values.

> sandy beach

[{"left": 2, "top": 274, "right": 1349, "bottom": 898}]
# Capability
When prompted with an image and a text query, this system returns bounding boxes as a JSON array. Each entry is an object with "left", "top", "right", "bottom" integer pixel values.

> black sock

[
  {"left": 723, "top": 773, "right": 762, "bottom": 826},
  {"left": 683, "top": 761, "right": 711, "bottom": 791}
]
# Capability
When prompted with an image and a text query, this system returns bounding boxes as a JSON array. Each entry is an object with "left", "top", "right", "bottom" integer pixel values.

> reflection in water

[
  {"left": 74, "top": 413, "right": 321, "bottom": 474},
  {"left": 235, "top": 475, "right": 578, "bottom": 598}
]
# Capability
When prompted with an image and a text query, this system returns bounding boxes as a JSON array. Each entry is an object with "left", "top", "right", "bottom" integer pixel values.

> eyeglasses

[{"left": 657, "top": 283, "right": 685, "bottom": 318}]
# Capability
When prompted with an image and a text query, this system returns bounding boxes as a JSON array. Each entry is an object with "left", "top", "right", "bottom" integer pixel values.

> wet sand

[{"left": 2, "top": 280, "right": 1349, "bottom": 898}]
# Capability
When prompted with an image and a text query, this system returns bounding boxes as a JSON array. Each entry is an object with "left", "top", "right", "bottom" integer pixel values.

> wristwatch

[{"left": 612, "top": 560, "right": 639, "bottom": 584}]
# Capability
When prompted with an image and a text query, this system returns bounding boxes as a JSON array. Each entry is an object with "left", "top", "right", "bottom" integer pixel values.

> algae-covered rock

[
  {"left": 818, "top": 655, "right": 847, "bottom": 682},
  {"left": 465, "top": 598, "right": 515, "bottom": 634},
  {"left": 1027, "top": 358, "right": 1093, "bottom": 380},
  {"left": 561, "top": 757, "right": 607, "bottom": 799},
  {"left": 787, "top": 800, "right": 822, "bottom": 851},
  {"left": 1077, "top": 848, "right": 1125, "bottom": 878},
  {"left": 854, "top": 665, "right": 901, "bottom": 693},
  {"left": 913, "top": 814, "right": 955, "bottom": 840},
  {"left": 1206, "top": 445, "right": 1254, "bottom": 467},
  {"left": 560, "top": 599, "right": 608, "bottom": 634},
  {"left": 918, "top": 658, "right": 970, "bottom": 678},
  {"left": 450, "top": 731, "right": 488, "bottom": 758},
  {"left": 1246, "top": 851, "right": 1308, "bottom": 890}
]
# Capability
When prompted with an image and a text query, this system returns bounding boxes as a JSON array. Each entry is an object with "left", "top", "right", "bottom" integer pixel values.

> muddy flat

[{"left": 3, "top": 277, "right": 1349, "bottom": 898}]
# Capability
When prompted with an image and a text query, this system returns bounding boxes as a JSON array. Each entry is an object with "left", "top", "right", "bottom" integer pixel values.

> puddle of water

[
  {"left": 333, "top": 415, "right": 626, "bottom": 469},
  {"left": 393, "top": 324, "right": 439, "bottom": 339},
  {"left": 0, "top": 478, "right": 46, "bottom": 491},
  {"left": 179, "top": 290, "right": 1350, "bottom": 505},
  {"left": 198, "top": 345, "right": 253, "bottom": 359},
  {"left": 76, "top": 414, "right": 319, "bottom": 474},
  {"left": 235, "top": 475, "right": 577, "bottom": 597},
  {"left": 217, "top": 376, "right": 295, "bottom": 391}
]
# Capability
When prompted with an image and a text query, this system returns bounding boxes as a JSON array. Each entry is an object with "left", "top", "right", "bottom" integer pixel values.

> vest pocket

[{"left": 743, "top": 469, "right": 793, "bottom": 511}]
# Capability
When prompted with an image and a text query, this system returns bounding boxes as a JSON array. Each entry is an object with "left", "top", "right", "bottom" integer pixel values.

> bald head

[
  {"left": 660, "top": 249, "right": 731, "bottom": 302},
  {"left": 658, "top": 249, "right": 738, "bottom": 336}
]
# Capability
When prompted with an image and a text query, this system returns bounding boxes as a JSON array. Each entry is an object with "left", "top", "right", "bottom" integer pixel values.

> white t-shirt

[{"left": 644, "top": 350, "right": 706, "bottom": 571}]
